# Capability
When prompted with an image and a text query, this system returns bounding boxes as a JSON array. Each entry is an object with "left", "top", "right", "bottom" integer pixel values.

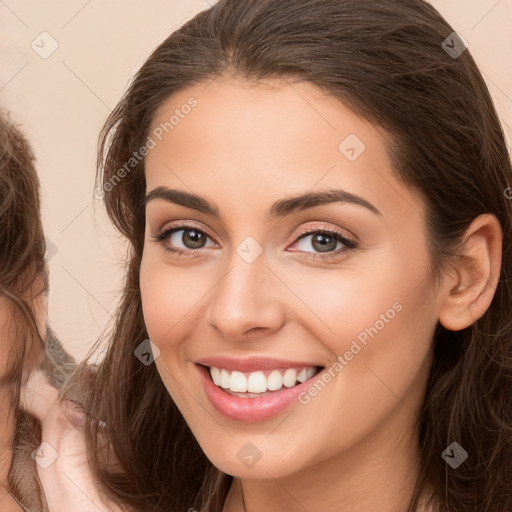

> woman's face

[
  {"left": 140, "top": 77, "right": 444, "bottom": 478},
  {"left": 0, "top": 273, "right": 47, "bottom": 381}
]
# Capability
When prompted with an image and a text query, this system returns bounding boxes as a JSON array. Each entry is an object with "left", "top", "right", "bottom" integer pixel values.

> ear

[{"left": 438, "top": 213, "right": 502, "bottom": 331}]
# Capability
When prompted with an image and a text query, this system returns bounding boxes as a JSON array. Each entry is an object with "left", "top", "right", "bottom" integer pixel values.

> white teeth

[
  {"left": 247, "top": 371, "right": 267, "bottom": 393},
  {"left": 220, "top": 369, "right": 230, "bottom": 389},
  {"left": 267, "top": 370, "right": 283, "bottom": 391},
  {"left": 282, "top": 368, "right": 297, "bottom": 387},
  {"left": 297, "top": 368, "right": 308, "bottom": 383},
  {"left": 208, "top": 365, "right": 318, "bottom": 394},
  {"left": 230, "top": 371, "right": 247, "bottom": 392},
  {"left": 210, "top": 367, "right": 221, "bottom": 386}
]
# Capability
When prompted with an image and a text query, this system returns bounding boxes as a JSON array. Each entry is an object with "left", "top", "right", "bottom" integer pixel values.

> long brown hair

[
  {"left": 67, "top": 1, "right": 512, "bottom": 510},
  {"left": 0, "top": 110, "right": 47, "bottom": 509}
]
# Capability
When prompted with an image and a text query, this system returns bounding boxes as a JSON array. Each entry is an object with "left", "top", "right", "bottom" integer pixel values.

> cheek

[
  {"left": 323, "top": 270, "right": 436, "bottom": 413},
  {"left": 139, "top": 256, "right": 209, "bottom": 351},
  {"left": 277, "top": 260, "right": 406, "bottom": 354},
  {"left": 35, "top": 294, "right": 47, "bottom": 339},
  {"left": 140, "top": 260, "right": 175, "bottom": 346},
  {"left": 282, "top": 252, "right": 436, "bottom": 395}
]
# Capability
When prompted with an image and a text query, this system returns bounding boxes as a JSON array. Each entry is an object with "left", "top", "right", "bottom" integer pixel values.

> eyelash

[{"left": 151, "top": 222, "right": 358, "bottom": 260}]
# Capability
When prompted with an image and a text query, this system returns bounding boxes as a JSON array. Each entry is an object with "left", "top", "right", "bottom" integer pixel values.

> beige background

[{"left": 1, "top": 0, "right": 511, "bottom": 361}]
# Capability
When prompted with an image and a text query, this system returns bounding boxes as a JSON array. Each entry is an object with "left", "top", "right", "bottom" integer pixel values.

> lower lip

[{"left": 196, "top": 364, "right": 320, "bottom": 422}]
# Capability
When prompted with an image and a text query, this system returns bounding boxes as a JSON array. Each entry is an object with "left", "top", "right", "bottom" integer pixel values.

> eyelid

[
  {"left": 155, "top": 220, "right": 354, "bottom": 243},
  {"left": 291, "top": 222, "right": 357, "bottom": 245},
  {"left": 151, "top": 220, "right": 357, "bottom": 256},
  {"left": 155, "top": 220, "right": 219, "bottom": 244}
]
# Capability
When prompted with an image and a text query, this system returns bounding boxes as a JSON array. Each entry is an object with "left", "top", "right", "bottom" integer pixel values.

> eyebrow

[{"left": 144, "top": 186, "right": 382, "bottom": 218}]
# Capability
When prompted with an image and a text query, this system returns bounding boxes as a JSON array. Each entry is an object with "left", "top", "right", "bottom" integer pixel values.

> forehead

[
  {"left": 144, "top": 77, "right": 423, "bottom": 223},
  {"left": 148, "top": 77, "right": 376, "bottom": 158}
]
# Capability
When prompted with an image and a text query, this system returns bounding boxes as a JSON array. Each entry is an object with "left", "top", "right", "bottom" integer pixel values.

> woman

[
  {"left": 0, "top": 109, "right": 49, "bottom": 511},
  {"left": 63, "top": 0, "right": 512, "bottom": 510},
  {"left": 0, "top": 110, "right": 83, "bottom": 511}
]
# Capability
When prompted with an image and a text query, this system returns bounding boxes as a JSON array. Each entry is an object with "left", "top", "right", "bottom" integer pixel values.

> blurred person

[{"left": 0, "top": 109, "right": 102, "bottom": 511}]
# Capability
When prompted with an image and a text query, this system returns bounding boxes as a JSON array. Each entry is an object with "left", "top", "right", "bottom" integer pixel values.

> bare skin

[
  {"left": 13, "top": 271, "right": 120, "bottom": 511},
  {"left": 0, "top": 278, "right": 46, "bottom": 512},
  {"left": 140, "top": 77, "right": 502, "bottom": 512},
  {"left": 19, "top": 287, "right": 122, "bottom": 512},
  {"left": 22, "top": 372, "right": 122, "bottom": 512}
]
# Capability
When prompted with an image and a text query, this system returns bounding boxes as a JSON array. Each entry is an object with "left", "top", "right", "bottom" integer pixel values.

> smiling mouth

[{"left": 201, "top": 365, "right": 324, "bottom": 398}]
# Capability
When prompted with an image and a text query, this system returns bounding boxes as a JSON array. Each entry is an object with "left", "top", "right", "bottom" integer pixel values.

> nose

[{"left": 207, "top": 249, "right": 285, "bottom": 342}]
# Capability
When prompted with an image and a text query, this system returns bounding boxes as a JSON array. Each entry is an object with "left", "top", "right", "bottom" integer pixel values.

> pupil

[
  {"left": 312, "top": 234, "right": 337, "bottom": 253},
  {"left": 184, "top": 230, "right": 206, "bottom": 248}
]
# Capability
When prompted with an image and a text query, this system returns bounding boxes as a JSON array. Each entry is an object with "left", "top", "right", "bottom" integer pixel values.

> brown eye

[
  {"left": 153, "top": 225, "right": 216, "bottom": 255},
  {"left": 293, "top": 230, "right": 355, "bottom": 255},
  {"left": 287, "top": 227, "right": 358, "bottom": 261},
  {"left": 179, "top": 229, "right": 207, "bottom": 249},
  {"left": 309, "top": 233, "right": 338, "bottom": 253}
]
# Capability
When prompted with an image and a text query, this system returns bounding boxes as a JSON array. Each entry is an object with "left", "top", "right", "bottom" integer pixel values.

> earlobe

[{"left": 438, "top": 214, "right": 502, "bottom": 332}]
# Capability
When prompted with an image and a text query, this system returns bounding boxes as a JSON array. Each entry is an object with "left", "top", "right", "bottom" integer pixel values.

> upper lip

[{"left": 195, "top": 356, "right": 323, "bottom": 372}]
